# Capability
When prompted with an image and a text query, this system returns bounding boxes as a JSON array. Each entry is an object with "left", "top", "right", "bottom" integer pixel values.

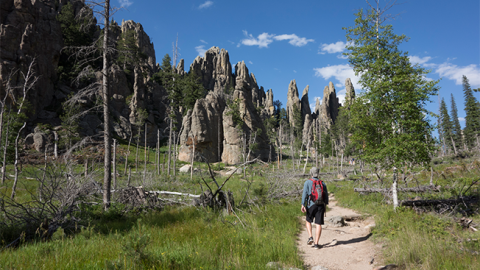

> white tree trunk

[{"left": 392, "top": 167, "right": 398, "bottom": 210}]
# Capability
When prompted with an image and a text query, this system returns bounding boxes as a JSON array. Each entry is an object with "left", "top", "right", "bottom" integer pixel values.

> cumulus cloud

[
  {"left": 274, "top": 34, "right": 314, "bottom": 47},
  {"left": 119, "top": 0, "right": 133, "bottom": 8},
  {"left": 241, "top": 31, "right": 275, "bottom": 48},
  {"left": 195, "top": 45, "right": 207, "bottom": 56},
  {"left": 435, "top": 63, "right": 480, "bottom": 87},
  {"left": 199, "top": 1, "right": 213, "bottom": 9},
  {"left": 336, "top": 89, "right": 347, "bottom": 106},
  {"left": 319, "top": 41, "right": 350, "bottom": 54},
  {"left": 313, "top": 64, "right": 361, "bottom": 90},
  {"left": 240, "top": 31, "right": 313, "bottom": 48},
  {"left": 409, "top": 56, "right": 432, "bottom": 65},
  {"left": 459, "top": 117, "right": 465, "bottom": 122}
]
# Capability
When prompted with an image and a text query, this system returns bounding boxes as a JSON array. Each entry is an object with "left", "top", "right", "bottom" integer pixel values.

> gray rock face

[
  {"left": 221, "top": 61, "right": 273, "bottom": 164},
  {"left": 175, "top": 59, "right": 185, "bottom": 76},
  {"left": 314, "top": 97, "right": 321, "bottom": 118},
  {"left": 120, "top": 20, "right": 156, "bottom": 71},
  {"left": 286, "top": 79, "right": 301, "bottom": 126},
  {"left": 0, "top": 0, "right": 64, "bottom": 119},
  {"left": 178, "top": 92, "right": 226, "bottom": 163},
  {"left": 300, "top": 85, "right": 312, "bottom": 119},
  {"left": 327, "top": 216, "right": 346, "bottom": 227},
  {"left": 320, "top": 82, "right": 340, "bottom": 129},
  {"left": 190, "top": 46, "right": 233, "bottom": 93},
  {"left": 344, "top": 78, "right": 355, "bottom": 107},
  {"left": 303, "top": 114, "right": 313, "bottom": 143},
  {"left": 265, "top": 89, "right": 274, "bottom": 114}
]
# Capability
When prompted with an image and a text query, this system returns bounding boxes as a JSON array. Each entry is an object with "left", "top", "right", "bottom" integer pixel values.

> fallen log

[
  {"left": 148, "top": 191, "right": 200, "bottom": 198},
  {"left": 401, "top": 196, "right": 478, "bottom": 207},
  {"left": 354, "top": 185, "right": 440, "bottom": 194}
]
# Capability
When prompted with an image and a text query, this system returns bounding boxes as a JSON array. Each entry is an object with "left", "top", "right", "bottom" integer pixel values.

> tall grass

[{"left": 0, "top": 201, "right": 303, "bottom": 269}]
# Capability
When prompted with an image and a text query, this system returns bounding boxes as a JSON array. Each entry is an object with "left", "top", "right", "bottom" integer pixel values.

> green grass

[{"left": 0, "top": 201, "right": 303, "bottom": 270}]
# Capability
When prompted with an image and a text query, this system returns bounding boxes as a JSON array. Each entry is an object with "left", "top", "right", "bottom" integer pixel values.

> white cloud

[
  {"left": 435, "top": 63, "right": 480, "bottom": 87},
  {"left": 313, "top": 64, "right": 361, "bottom": 90},
  {"left": 459, "top": 117, "right": 465, "bottom": 122},
  {"left": 274, "top": 34, "right": 314, "bottom": 47},
  {"left": 337, "top": 89, "right": 347, "bottom": 106},
  {"left": 319, "top": 41, "right": 349, "bottom": 54},
  {"left": 199, "top": 1, "right": 213, "bottom": 9},
  {"left": 337, "top": 54, "right": 348, "bottom": 59},
  {"left": 335, "top": 83, "right": 342, "bottom": 88},
  {"left": 241, "top": 31, "right": 275, "bottom": 48},
  {"left": 200, "top": 40, "right": 208, "bottom": 44},
  {"left": 195, "top": 45, "right": 207, "bottom": 56},
  {"left": 240, "top": 31, "right": 313, "bottom": 48},
  {"left": 409, "top": 55, "right": 432, "bottom": 65},
  {"left": 249, "top": 61, "right": 253, "bottom": 65},
  {"left": 293, "top": 70, "right": 297, "bottom": 73},
  {"left": 119, "top": 0, "right": 133, "bottom": 8}
]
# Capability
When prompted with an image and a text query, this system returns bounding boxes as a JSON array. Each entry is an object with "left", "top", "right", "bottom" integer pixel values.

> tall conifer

[
  {"left": 463, "top": 75, "right": 480, "bottom": 149},
  {"left": 439, "top": 98, "right": 454, "bottom": 152},
  {"left": 450, "top": 94, "right": 463, "bottom": 149}
]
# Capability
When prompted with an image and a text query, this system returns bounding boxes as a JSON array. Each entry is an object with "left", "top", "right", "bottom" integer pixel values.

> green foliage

[
  {"left": 344, "top": 8, "right": 439, "bottom": 170},
  {"left": 462, "top": 75, "right": 480, "bottom": 149},
  {"left": 226, "top": 97, "right": 244, "bottom": 130},
  {"left": 439, "top": 97, "right": 454, "bottom": 151},
  {"left": 116, "top": 30, "right": 147, "bottom": 71},
  {"left": 160, "top": 54, "right": 172, "bottom": 73},
  {"left": 292, "top": 104, "right": 302, "bottom": 137},
  {"left": 180, "top": 72, "right": 207, "bottom": 111},
  {"left": 450, "top": 94, "right": 463, "bottom": 149}
]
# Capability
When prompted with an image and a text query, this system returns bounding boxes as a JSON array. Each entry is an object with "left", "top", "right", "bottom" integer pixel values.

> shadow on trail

[{"left": 324, "top": 233, "right": 372, "bottom": 247}]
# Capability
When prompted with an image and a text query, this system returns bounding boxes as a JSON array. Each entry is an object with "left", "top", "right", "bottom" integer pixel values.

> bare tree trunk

[
  {"left": 53, "top": 131, "right": 58, "bottom": 159},
  {"left": 11, "top": 122, "right": 26, "bottom": 199},
  {"left": 167, "top": 117, "right": 172, "bottom": 176},
  {"left": 102, "top": 0, "right": 112, "bottom": 210},
  {"left": 124, "top": 132, "right": 132, "bottom": 175},
  {"left": 135, "top": 127, "right": 140, "bottom": 172},
  {"left": 392, "top": 167, "right": 398, "bottom": 210},
  {"left": 191, "top": 135, "right": 195, "bottom": 181},
  {"left": 157, "top": 129, "right": 160, "bottom": 175},
  {"left": 143, "top": 122, "right": 147, "bottom": 184},
  {"left": 1, "top": 111, "right": 11, "bottom": 184},
  {"left": 430, "top": 166, "right": 433, "bottom": 186},
  {"left": 451, "top": 136, "right": 458, "bottom": 155},
  {"left": 113, "top": 138, "right": 116, "bottom": 190},
  {"left": 173, "top": 131, "right": 177, "bottom": 178},
  {"left": 85, "top": 158, "right": 88, "bottom": 177},
  {"left": 303, "top": 139, "right": 310, "bottom": 174}
]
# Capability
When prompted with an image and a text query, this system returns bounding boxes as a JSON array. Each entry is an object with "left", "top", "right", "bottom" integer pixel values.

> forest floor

[{"left": 297, "top": 194, "right": 384, "bottom": 270}]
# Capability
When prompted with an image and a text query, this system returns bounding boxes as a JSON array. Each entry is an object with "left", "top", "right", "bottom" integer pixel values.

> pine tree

[
  {"left": 450, "top": 94, "right": 463, "bottom": 149},
  {"left": 462, "top": 75, "right": 480, "bottom": 149},
  {"left": 439, "top": 98, "right": 454, "bottom": 153}
]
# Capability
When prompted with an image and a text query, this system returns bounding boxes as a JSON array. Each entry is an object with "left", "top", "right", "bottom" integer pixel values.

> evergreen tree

[
  {"left": 180, "top": 72, "right": 206, "bottom": 111},
  {"left": 292, "top": 104, "right": 303, "bottom": 137},
  {"left": 462, "top": 75, "right": 480, "bottom": 149},
  {"left": 439, "top": 97, "right": 454, "bottom": 152},
  {"left": 450, "top": 94, "right": 463, "bottom": 149},
  {"left": 116, "top": 30, "right": 146, "bottom": 72}
]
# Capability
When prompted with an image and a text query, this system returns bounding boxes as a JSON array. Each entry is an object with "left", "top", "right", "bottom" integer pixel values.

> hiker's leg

[
  {"left": 314, "top": 224, "right": 322, "bottom": 244},
  {"left": 306, "top": 221, "right": 313, "bottom": 238}
]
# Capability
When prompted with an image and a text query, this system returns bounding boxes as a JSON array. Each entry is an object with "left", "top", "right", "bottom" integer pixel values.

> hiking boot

[
  {"left": 313, "top": 244, "right": 322, "bottom": 249},
  {"left": 307, "top": 237, "right": 314, "bottom": 245}
]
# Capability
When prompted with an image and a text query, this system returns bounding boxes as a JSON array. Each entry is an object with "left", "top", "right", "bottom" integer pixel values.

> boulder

[
  {"left": 179, "top": 164, "right": 192, "bottom": 173},
  {"left": 327, "top": 216, "right": 346, "bottom": 227}
]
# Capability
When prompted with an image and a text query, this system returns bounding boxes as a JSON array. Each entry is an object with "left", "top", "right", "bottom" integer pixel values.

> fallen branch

[
  {"left": 148, "top": 191, "right": 200, "bottom": 198},
  {"left": 355, "top": 185, "right": 440, "bottom": 194},
  {"left": 401, "top": 196, "right": 478, "bottom": 207}
]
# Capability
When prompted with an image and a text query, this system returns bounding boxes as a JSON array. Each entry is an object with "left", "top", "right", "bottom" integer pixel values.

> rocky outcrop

[
  {"left": 265, "top": 89, "right": 274, "bottom": 116},
  {"left": 314, "top": 97, "right": 321, "bottom": 118},
  {"left": 0, "top": 0, "right": 64, "bottom": 119},
  {"left": 178, "top": 92, "right": 226, "bottom": 163},
  {"left": 344, "top": 78, "right": 355, "bottom": 107},
  {"left": 221, "top": 61, "right": 273, "bottom": 164},
  {"left": 120, "top": 20, "right": 156, "bottom": 71},
  {"left": 303, "top": 114, "right": 314, "bottom": 143},
  {"left": 190, "top": 46, "right": 233, "bottom": 93},
  {"left": 175, "top": 59, "right": 185, "bottom": 76},
  {"left": 320, "top": 82, "right": 340, "bottom": 129},
  {"left": 300, "top": 85, "right": 311, "bottom": 120},
  {"left": 286, "top": 79, "right": 301, "bottom": 126}
]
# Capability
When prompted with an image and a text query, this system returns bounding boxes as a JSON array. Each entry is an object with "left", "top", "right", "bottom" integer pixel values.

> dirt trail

[{"left": 297, "top": 194, "right": 383, "bottom": 270}]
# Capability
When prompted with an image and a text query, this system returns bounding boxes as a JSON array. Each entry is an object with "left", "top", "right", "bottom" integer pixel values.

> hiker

[{"left": 301, "top": 167, "right": 328, "bottom": 249}]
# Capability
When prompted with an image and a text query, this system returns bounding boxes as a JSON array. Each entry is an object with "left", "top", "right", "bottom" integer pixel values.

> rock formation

[
  {"left": 0, "top": 0, "right": 64, "bottom": 119},
  {"left": 265, "top": 89, "right": 274, "bottom": 115},
  {"left": 190, "top": 46, "right": 233, "bottom": 93},
  {"left": 314, "top": 97, "right": 321, "bottom": 118},
  {"left": 300, "top": 85, "right": 312, "bottom": 120},
  {"left": 344, "top": 78, "right": 355, "bottom": 107},
  {"left": 120, "top": 20, "right": 156, "bottom": 71},
  {"left": 286, "top": 80, "right": 301, "bottom": 126},
  {"left": 178, "top": 92, "right": 225, "bottom": 162},
  {"left": 320, "top": 82, "right": 340, "bottom": 129}
]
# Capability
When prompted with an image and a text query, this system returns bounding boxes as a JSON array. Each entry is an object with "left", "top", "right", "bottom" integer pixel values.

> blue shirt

[{"left": 301, "top": 178, "right": 328, "bottom": 208}]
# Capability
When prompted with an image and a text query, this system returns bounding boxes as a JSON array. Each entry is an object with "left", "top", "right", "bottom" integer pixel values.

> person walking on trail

[{"left": 301, "top": 167, "right": 328, "bottom": 249}]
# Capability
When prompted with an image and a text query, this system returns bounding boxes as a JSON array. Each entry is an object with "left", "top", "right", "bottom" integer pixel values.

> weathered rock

[
  {"left": 265, "top": 88, "right": 274, "bottom": 115},
  {"left": 327, "top": 216, "right": 346, "bottom": 227},
  {"left": 0, "top": 0, "right": 64, "bottom": 119},
  {"left": 344, "top": 78, "right": 355, "bottom": 107},
  {"left": 129, "top": 67, "right": 146, "bottom": 125},
  {"left": 179, "top": 164, "right": 192, "bottom": 173},
  {"left": 120, "top": 20, "right": 156, "bottom": 71},
  {"left": 175, "top": 58, "right": 185, "bottom": 76},
  {"left": 178, "top": 92, "right": 226, "bottom": 163},
  {"left": 190, "top": 46, "right": 233, "bottom": 93},
  {"left": 320, "top": 82, "right": 340, "bottom": 129},
  {"left": 286, "top": 79, "right": 301, "bottom": 126},
  {"left": 314, "top": 97, "right": 321, "bottom": 118},
  {"left": 300, "top": 85, "right": 311, "bottom": 120},
  {"left": 303, "top": 114, "right": 313, "bottom": 143}
]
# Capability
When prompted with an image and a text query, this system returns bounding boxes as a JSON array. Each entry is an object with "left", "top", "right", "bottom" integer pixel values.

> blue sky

[{"left": 113, "top": 0, "right": 479, "bottom": 131}]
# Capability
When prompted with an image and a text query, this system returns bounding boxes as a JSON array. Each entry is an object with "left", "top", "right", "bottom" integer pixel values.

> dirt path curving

[{"left": 297, "top": 194, "right": 384, "bottom": 270}]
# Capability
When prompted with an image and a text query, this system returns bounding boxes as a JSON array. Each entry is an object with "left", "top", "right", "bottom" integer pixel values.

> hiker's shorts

[{"left": 306, "top": 204, "right": 325, "bottom": 225}]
